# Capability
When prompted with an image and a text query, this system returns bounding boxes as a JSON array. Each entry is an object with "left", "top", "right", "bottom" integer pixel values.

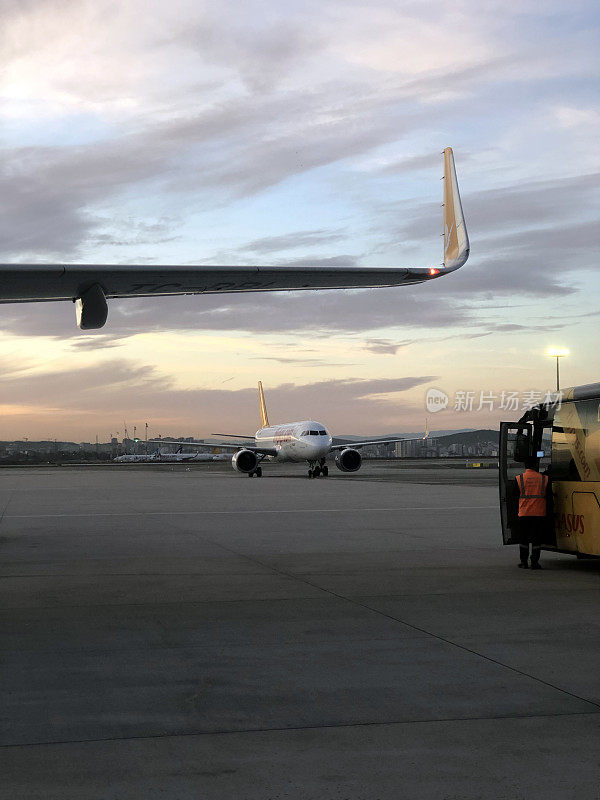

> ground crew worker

[{"left": 515, "top": 457, "right": 549, "bottom": 569}]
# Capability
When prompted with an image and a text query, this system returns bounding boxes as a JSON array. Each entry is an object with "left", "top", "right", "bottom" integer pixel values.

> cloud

[
  {"left": 0, "top": 92, "right": 418, "bottom": 259},
  {"left": 391, "top": 171, "right": 599, "bottom": 242},
  {"left": 0, "top": 284, "right": 479, "bottom": 340},
  {"left": 363, "top": 338, "right": 415, "bottom": 355},
  {"left": 0, "top": 360, "right": 435, "bottom": 439},
  {"left": 250, "top": 356, "right": 358, "bottom": 367},
  {"left": 492, "top": 322, "right": 567, "bottom": 333},
  {"left": 241, "top": 229, "right": 347, "bottom": 255},
  {"left": 68, "top": 334, "right": 125, "bottom": 350}
]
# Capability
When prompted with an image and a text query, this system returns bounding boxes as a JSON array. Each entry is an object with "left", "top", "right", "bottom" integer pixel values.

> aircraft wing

[
  {"left": 211, "top": 433, "right": 256, "bottom": 439},
  {"left": 331, "top": 434, "right": 427, "bottom": 451},
  {"left": 0, "top": 148, "right": 469, "bottom": 329},
  {"left": 149, "top": 439, "right": 277, "bottom": 456}
]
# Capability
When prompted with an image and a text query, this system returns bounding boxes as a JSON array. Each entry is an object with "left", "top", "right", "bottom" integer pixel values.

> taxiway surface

[{"left": 1, "top": 464, "right": 599, "bottom": 799}]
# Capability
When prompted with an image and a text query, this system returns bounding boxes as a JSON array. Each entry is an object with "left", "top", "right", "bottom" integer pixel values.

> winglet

[
  {"left": 258, "top": 381, "right": 270, "bottom": 428},
  {"left": 442, "top": 147, "right": 469, "bottom": 271}
]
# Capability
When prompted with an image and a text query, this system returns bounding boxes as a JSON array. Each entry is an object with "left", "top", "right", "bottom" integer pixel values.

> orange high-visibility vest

[{"left": 516, "top": 470, "right": 548, "bottom": 517}]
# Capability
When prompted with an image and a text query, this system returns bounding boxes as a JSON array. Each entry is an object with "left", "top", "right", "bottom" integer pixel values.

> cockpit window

[
  {"left": 319, "top": 430, "right": 328, "bottom": 435},
  {"left": 301, "top": 430, "right": 308, "bottom": 436},
  {"left": 309, "top": 430, "right": 319, "bottom": 435}
]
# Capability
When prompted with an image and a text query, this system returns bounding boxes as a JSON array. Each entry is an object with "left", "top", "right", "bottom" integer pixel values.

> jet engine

[
  {"left": 334, "top": 448, "right": 362, "bottom": 472},
  {"left": 232, "top": 449, "right": 259, "bottom": 473}
]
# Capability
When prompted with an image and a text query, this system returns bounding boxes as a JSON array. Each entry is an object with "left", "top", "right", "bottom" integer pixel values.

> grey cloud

[
  {"left": 382, "top": 172, "right": 599, "bottom": 301},
  {"left": 176, "top": 16, "right": 327, "bottom": 93},
  {"left": 250, "top": 356, "right": 358, "bottom": 367},
  {"left": 492, "top": 322, "right": 567, "bottom": 333},
  {"left": 90, "top": 217, "right": 181, "bottom": 249},
  {"left": 479, "top": 219, "right": 599, "bottom": 263},
  {"left": 242, "top": 229, "right": 347, "bottom": 255},
  {"left": 0, "top": 276, "right": 561, "bottom": 342},
  {"left": 377, "top": 149, "right": 484, "bottom": 176},
  {"left": 276, "top": 255, "right": 361, "bottom": 268},
  {"left": 392, "top": 172, "right": 599, "bottom": 243},
  {"left": 363, "top": 338, "right": 415, "bottom": 354},
  {"left": 68, "top": 334, "right": 125, "bottom": 350},
  {"left": 0, "top": 85, "right": 426, "bottom": 259},
  {"left": 0, "top": 361, "right": 436, "bottom": 438},
  {"left": 100, "top": 286, "right": 475, "bottom": 335},
  {"left": 378, "top": 152, "right": 442, "bottom": 175}
]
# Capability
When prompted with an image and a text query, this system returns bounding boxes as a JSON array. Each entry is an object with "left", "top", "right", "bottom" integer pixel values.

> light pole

[{"left": 547, "top": 347, "right": 568, "bottom": 392}]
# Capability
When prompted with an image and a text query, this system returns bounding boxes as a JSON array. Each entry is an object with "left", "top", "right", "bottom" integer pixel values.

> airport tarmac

[{"left": 1, "top": 464, "right": 599, "bottom": 799}]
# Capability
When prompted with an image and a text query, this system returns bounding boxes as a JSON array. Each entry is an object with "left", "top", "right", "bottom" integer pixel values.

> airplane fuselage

[{"left": 255, "top": 420, "right": 332, "bottom": 463}]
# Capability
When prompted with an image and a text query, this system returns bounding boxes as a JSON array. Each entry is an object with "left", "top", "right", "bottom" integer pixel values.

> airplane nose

[{"left": 315, "top": 440, "right": 330, "bottom": 457}]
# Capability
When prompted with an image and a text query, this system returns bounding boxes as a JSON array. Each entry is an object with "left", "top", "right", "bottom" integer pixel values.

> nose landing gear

[{"left": 307, "top": 460, "right": 328, "bottom": 479}]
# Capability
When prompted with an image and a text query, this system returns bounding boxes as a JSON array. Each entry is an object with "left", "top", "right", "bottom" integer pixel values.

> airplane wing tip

[{"left": 441, "top": 147, "right": 469, "bottom": 272}]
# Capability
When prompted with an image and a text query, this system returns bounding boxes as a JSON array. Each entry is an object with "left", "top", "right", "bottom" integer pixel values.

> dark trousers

[{"left": 518, "top": 517, "right": 545, "bottom": 564}]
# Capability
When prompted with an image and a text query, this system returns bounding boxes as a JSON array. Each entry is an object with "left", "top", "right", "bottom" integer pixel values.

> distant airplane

[
  {"left": 151, "top": 381, "right": 428, "bottom": 478},
  {"left": 113, "top": 446, "right": 224, "bottom": 463},
  {"left": 0, "top": 148, "right": 469, "bottom": 329}
]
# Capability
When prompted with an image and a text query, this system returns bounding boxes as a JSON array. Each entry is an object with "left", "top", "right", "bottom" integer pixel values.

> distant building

[{"left": 395, "top": 438, "right": 434, "bottom": 458}]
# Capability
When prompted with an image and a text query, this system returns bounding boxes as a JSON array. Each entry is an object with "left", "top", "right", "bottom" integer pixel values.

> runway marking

[{"left": 3, "top": 505, "right": 497, "bottom": 519}]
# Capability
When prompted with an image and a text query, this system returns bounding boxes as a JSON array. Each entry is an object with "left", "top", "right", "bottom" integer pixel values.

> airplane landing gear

[
  {"left": 249, "top": 467, "right": 263, "bottom": 477},
  {"left": 307, "top": 461, "right": 328, "bottom": 478}
]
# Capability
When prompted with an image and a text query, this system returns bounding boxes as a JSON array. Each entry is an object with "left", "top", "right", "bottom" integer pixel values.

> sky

[{"left": 1, "top": 0, "right": 599, "bottom": 441}]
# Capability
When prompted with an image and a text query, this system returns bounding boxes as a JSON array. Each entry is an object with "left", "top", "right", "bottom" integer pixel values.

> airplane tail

[
  {"left": 442, "top": 147, "right": 469, "bottom": 271},
  {"left": 258, "top": 381, "right": 270, "bottom": 428}
]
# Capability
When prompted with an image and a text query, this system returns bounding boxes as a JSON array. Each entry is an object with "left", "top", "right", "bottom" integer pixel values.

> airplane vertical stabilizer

[
  {"left": 258, "top": 381, "right": 270, "bottom": 428},
  {"left": 442, "top": 147, "right": 469, "bottom": 271}
]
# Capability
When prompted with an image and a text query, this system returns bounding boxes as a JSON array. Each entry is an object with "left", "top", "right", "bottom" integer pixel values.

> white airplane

[
  {"left": 113, "top": 453, "right": 158, "bottom": 463},
  {"left": 0, "top": 148, "right": 468, "bottom": 329},
  {"left": 151, "top": 381, "right": 428, "bottom": 478},
  {"left": 155, "top": 450, "right": 216, "bottom": 463}
]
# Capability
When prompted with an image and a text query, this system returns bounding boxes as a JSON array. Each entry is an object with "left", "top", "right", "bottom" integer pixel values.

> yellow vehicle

[{"left": 499, "top": 382, "right": 600, "bottom": 557}]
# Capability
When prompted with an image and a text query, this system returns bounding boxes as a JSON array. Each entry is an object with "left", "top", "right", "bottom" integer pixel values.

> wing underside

[{"left": 0, "top": 264, "right": 432, "bottom": 303}]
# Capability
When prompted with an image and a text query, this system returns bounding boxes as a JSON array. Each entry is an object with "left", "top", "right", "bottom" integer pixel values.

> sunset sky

[{"left": 1, "top": 0, "right": 599, "bottom": 441}]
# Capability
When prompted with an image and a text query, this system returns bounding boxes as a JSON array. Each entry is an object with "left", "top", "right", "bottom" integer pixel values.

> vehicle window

[
  {"left": 309, "top": 430, "right": 318, "bottom": 435},
  {"left": 319, "top": 430, "right": 327, "bottom": 435},
  {"left": 552, "top": 399, "right": 600, "bottom": 481},
  {"left": 301, "top": 430, "right": 308, "bottom": 436}
]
